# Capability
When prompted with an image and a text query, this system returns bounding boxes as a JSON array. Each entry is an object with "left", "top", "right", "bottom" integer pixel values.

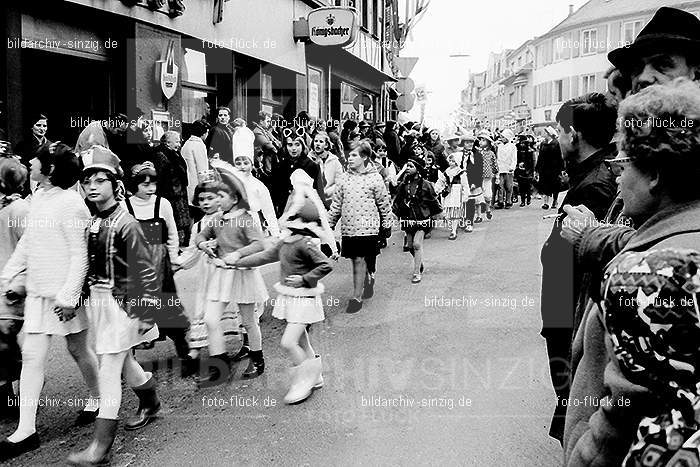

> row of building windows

[
  {"left": 334, "top": 0, "right": 383, "bottom": 39},
  {"left": 533, "top": 74, "right": 604, "bottom": 109}
]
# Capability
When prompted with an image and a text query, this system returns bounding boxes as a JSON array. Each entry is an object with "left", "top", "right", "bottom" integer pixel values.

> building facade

[
  {"left": 0, "top": 0, "right": 397, "bottom": 147},
  {"left": 463, "top": 0, "right": 700, "bottom": 132}
]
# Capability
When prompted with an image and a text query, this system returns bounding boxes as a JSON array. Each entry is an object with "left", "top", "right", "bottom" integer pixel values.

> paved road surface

[{"left": 1, "top": 201, "right": 564, "bottom": 466}]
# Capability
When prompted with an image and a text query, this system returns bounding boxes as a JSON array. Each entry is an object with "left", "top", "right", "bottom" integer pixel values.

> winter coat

[
  {"left": 516, "top": 140, "right": 536, "bottom": 174},
  {"left": 540, "top": 145, "right": 618, "bottom": 333},
  {"left": 393, "top": 173, "right": 442, "bottom": 222},
  {"left": 479, "top": 148, "right": 498, "bottom": 180},
  {"left": 153, "top": 144, "right": 192, "bottom": 246},
  {"left": 464, "top": 150, "right": 484, "bottom": 188},
  {"left": 564, "top": 199, "right": 700, "bottom": 467},
  {"left": 496, "top": 142, "right": 517, "bottom": 174},
  {"left": 426, "top": 140, "right": 447, "bottom": 171},
  {"left": 319, "top": 152, "right": 344, "bottom": 199},
  {"left": 181, "top": 135, "right": 209, "bottom": 205},
  {"left": 536, "top": 139, "right": 564, "bottom": 195},
  {"left": 205, "top": 123, "right": 234, "bottom": 164},
  {"left": 328, "top": 163, "right": 392, "bottom": 237},
  {"left": 14, "top": 135, "right": 51, "bottom": 169},
  {"left": 383, "top": 127, "right": 402, "bottom": 167}
]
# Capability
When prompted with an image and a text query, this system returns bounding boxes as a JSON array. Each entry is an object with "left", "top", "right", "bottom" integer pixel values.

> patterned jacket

[{"left": 328, "top": 163, "right": 391, "bottom": 237}]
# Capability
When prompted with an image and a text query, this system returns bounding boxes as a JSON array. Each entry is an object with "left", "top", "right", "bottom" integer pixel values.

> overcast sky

[{"left": 400, "top": 0, "right": 588, "bottom": 130}]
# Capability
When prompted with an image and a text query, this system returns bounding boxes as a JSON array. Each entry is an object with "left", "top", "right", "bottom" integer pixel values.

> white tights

[
  {"left": 204, "top": 301, "right": 262, "bottom": 355},
  {"left": 9, "top": 332, "right": 100, "bottom": 442},
  {"left": 97, "top": 351, "right": 149, "bottom": 420}
]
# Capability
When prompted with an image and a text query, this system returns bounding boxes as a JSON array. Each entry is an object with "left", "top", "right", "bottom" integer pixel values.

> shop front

[
  {"left": 1, "top": 0, "right": 311, "bottom": 147},
  {"left": 2, "top": 1, "right": 128, "bottom": 145}
]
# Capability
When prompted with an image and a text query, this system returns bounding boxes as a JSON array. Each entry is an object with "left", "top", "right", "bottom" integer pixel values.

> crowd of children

[{"left": 0, "top": 117, "right": 562, "bottom": 465}]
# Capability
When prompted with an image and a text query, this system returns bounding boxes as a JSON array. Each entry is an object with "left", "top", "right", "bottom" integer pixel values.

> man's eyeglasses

[
  {"left": 604, "top": 156, "right": 632, "bottom": 176},
  {"left": 282, "top": 127, "right": 306, "bottom": 139}
]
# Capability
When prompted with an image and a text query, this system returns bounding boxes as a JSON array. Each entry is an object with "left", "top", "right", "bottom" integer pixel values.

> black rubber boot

[
  {"left": 242, "top": 350, "right": 264, "bottom": 378},
  {"left": 124, "top": 376, "right": 161, "bottom": 431},
  {"left": 232, "top": 333, "right": 250, "bottom": 362},
  {"left": 0, "top": 383, "right": 19, "bottom": 420},
  {"left": 198, "top": 354, "right": 231, "bottom": 388},
  {"left": 66, "top": 418, "right": 118, "bottom": 466},
  {"left": 180, "top": 356, "right": 199, "bottom": 378}
]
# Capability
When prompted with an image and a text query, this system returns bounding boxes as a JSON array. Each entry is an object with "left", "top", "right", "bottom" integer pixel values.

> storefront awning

[{"left": 306, "top": 44, "right": 396, "bottom": 92}]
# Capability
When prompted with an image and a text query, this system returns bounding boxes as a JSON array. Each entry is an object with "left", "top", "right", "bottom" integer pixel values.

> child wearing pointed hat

[
  {"left": 235, "top": 197, "right": 332, "bottom": 404},
  {"left": 231, "top": 125, "right": 280, "bottom": 237},
  {"left": 193, "top": 168, "right": 269, "bottom": 384}
]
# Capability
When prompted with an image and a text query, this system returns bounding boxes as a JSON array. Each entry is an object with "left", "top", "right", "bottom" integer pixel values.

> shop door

[{"left": 22, "top": 50, "right": 111, "bottom": 146}]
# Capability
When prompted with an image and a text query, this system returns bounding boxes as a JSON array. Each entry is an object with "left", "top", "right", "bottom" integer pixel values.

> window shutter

[
  {"left": 571, "top": 75, "right": 579, "bottom": 97},
  {"left": 610, "top": 21, "right": 621, "bottom": 50},
  {"left": 571, "top": 30, "right": 580, "bottom": 58},
  {"left": 598, "top": 24, "right": 608, "bottom": 53},
  {"left": 546, "top": 81, "right": 552, "bottom": 105},
  {"left": 563, "top": 33, "right": 571, "bottom": 59},
  {"left": 596, "top": 72, "right": 605, "bottom": 92},
  {"left": 545, "top": 40, "right": 551, "bottom": 65},
  {"left": 562, "top": 77, "right": 571, "bottom": 101}
]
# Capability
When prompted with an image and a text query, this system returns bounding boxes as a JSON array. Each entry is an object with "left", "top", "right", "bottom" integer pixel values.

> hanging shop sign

[
  {"left": 307, "top": 7, "right": 358, "bottom": 47},
  {"left": 155, "top": 39, "right": 179, "bottom": 100}
]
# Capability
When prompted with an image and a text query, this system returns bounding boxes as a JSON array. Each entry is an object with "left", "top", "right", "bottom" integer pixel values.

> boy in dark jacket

[{"left": 514, "top": 161, "right": 533, "bottom": 206}]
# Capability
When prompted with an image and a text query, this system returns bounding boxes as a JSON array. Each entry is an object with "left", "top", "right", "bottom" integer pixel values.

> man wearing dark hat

[
  {"left": 609, "top": 6, "right": 700, "bottom": 95},
  {"left": 561, "top": 6, "right": 700, "bottom": 464},
  {"left": 358, "top": 120, "right": 372, "bottom": 139}
]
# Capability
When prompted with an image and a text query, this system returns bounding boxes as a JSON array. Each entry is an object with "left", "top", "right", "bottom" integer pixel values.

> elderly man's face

[
  {"left": 165, "top": 134, "right": 181, "bottom": 151},
  {"left": 628, "top": 52, "right": 699, "bottom": 93}
]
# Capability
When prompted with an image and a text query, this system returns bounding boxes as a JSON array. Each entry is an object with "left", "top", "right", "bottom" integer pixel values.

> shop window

[
  {"left": 181, "top": 47, "right": 218, "bottom": 124},
  {"left": 262, "top": 74, "right": 273, "bottom": 101},
  {"left": 182, "top": 89, "right": 211, "bottom": 124},
  {"left": 307, "top": 67, "right": 324, "bottom": 120}
]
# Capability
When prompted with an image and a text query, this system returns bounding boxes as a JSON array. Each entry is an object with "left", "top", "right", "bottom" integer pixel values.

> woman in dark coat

[
  {"left": 153, "top": 131, "right": 191, "bottom": 246},
  {"left": 13, "top": 113, "right": 51, "bottom": 169},
  {"left": 535, "top": 130, "right": 564, "bottom": 209}
]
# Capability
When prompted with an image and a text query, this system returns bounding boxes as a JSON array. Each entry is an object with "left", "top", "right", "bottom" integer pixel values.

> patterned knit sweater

[
  {"left": 1, "top": 187, "right": 90, "bottom": 308},
  {"left": 328, "top": 164, "right": 392, "bottom": 237}
]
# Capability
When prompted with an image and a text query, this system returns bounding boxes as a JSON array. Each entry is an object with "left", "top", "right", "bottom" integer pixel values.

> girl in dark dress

[{"left": 393, "top": 158, "right": 442, "bottom": 284}]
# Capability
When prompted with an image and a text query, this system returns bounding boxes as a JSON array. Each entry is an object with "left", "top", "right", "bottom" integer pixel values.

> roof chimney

[{"left": 568, "top": 4, "right": 574, "bottom": 16}]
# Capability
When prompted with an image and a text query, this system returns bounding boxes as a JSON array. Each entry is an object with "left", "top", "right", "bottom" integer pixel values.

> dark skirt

[
  {"left": 341, "top": 235, "right": 380, "bottom": 258},
  {"left": 400, "top": 218, "right": 434, "bottom": 234},
  {"left": 148, "top": 243, "right": 190, "bottom": 330}
]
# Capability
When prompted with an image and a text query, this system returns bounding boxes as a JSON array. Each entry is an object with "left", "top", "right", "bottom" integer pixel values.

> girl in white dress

[{"left": 435, "top": 152, "right": 470, "bottom": 240}]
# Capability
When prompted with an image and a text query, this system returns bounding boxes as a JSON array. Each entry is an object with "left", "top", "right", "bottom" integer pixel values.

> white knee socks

[{"left": 9, "top": 334, "right": 50, "bottom": 442}]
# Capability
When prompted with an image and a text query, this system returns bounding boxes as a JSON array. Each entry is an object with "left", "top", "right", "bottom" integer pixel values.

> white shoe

[
  {"left": 283, "top": 360, "right": 314, "bottom": 404},
  {"left": 310, "top": 355, "right": 323, "bottom": 389}
]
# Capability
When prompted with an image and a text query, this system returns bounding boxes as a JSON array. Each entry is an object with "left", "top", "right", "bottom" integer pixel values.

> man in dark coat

[
  {"left": 539, "top": 92, "right": 618, "bottom": 444},
  {"left": 383, "top": 121, "right": 403, "bottom": 168},
  {"left": 205, "top": 106, "right": 234, "bottom": 163}
]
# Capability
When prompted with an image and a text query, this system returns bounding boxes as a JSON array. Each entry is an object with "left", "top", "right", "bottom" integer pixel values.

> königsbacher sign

[{"left": 307, "top": 7, "right": 358, "bottom": 47}]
